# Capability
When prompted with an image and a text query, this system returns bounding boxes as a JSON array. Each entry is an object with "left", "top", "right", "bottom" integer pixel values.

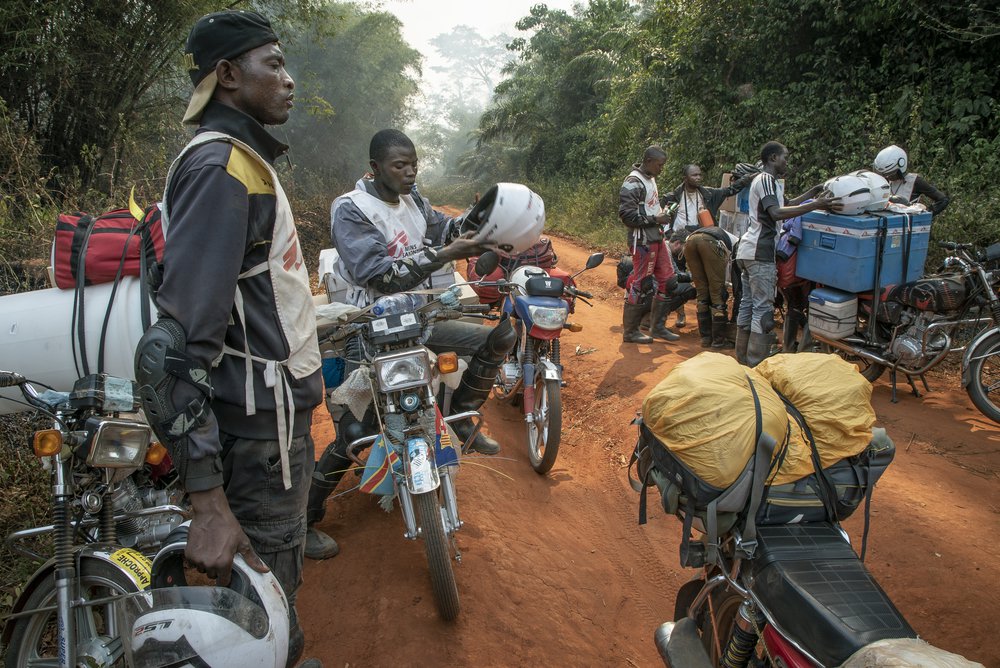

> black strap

[
  {"left": 739, "top": 375, "right": 779, "bottom": 558},
  {"left": 860, "top": 460, "right": 875, "bottom": 561},
  {"left": 869, "top": 214, "right": 889, "bottom": 346},
  {"left": 900, "top": 213, "right": 913, "bottom": 284},
  {"left": 97, "top": 224, "right": 140, "bottom": 373},
  {"left": 72, "top": 216, "right": 98, "bottom": 377},
  {"left": 780, "top": 393, "right": 839, "bottom": 523}
]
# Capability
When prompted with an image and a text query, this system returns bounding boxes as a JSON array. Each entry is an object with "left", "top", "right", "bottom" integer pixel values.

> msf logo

[
  {"left": 386, "top": 230, "right": 409, "bottom": 258},
  {"left": 281, "top": 229, "right": 304, "bottom": 272}
]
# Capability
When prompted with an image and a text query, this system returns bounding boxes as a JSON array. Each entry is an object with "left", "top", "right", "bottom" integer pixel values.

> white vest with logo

[
  {"left": 890, "top": 173, "right": 919, "bottom": 203},
  {"left": 629, "top": 168, "right": 663, "bottom": 218},
  {"left": 162, "top": 131, "right": 320, "bottom": 489}
]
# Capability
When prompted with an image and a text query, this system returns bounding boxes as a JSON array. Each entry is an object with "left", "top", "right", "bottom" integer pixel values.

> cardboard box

[
  {"left": 720, "top": 172, "right": 737, "bottom": 213},
  {"left": 795, "top": 210, "right": 931, "bottom": 293}
]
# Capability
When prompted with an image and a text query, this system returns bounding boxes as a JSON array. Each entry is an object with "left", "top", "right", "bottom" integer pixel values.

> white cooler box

[{"left": 807, "top": 287, "right": 857, "bottom": 340}]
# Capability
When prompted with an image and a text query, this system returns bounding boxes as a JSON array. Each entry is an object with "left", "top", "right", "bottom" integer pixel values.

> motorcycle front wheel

[
  {"left": 5, "top": 557, "right": 140, "bottom": 667},
  {"left": 966, "top": 329, "right": 1000, "bottom": 423},
  {"left": 696, "top": 587, "right": 747, "bottom": 664},
  {"left": 414, "top": 490, "right": 460, "bottom": 621},
  {"left": 819, "top": 342, "right": 886, "bottom": 383},
  {"left": 527, "top": 375, "right": 562, "bottom": 474}
]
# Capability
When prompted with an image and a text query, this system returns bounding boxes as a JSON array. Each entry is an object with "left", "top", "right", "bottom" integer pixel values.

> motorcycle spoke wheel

[
  {"left": 819, "top": 342, "right": 886, "bottom": 382},
  {"left": 966, "top": 330, "right": 1000, "bottom": 424},
  {"left": 697, "top": 588, "right": 747, "bottom": 665},
  {"left": 5, "top": 558, "right": 140, "bottom": 668},
  {"left": 526, "top": 376, "right": 562, "bottom": 474},
  {"left": 413, "top": 490, "right": 460, "bottom": 621}
]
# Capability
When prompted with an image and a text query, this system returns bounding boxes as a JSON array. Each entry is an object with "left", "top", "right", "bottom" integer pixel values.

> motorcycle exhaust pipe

[{"left": 812, "top": 334, "right": 895, "bottom": 368}]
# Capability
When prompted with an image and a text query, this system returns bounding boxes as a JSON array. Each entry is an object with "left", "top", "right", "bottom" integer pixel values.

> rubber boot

[
  {"left": 782, "top": 309, "right": 804, "bottom": 353},
  {"left": 623, "top": 302, "right": 654, "bottom": 344},
  {"left": 649, "top": 297, "right": 681, "bottom": 342},
  {"left": 696, "top": 311, "right": 713, "bottom": 348},
  {"left": 711, "top": 314, "right": 735, "bottom": 349},
  {"left": 735, "top": 327, "right": 750, "bottom": 365},
  {"left": 449, "top": 321, "right": 516, "bottom": 454},
  {"left": 674, "top": 306, "right": 687, "bottom": 329},
  {"left": 746, "top": 331, "right": 774, "bottom": 368}
]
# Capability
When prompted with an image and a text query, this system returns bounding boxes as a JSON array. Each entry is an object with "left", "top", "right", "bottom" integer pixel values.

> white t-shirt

[
  {"left": 736, "top": 172, "right": 785, "bottom": 262},
  {"left": 672, "top": 189, "right": 704, "bottom": 232}
]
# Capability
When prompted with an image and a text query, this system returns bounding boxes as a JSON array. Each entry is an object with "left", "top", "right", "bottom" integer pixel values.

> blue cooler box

[{"left": 795, "top": 210, "right": 931, "bottom": 293}]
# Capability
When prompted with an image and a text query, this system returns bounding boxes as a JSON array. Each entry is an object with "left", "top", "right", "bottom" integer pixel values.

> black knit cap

[
  {"left": 182, "top": 10, "right": 279, "bottom": 124},
  {"left": 184, "top": 9, "right": 278, "bottom": 86}
]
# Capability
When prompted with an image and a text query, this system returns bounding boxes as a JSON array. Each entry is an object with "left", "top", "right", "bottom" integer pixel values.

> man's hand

[
  {"left": 437, "top": 231, "right": 498, "bottom": 263},
  {"left": 186, "top": 486, "right": 268, "bottom": 586},
  {"left": 653, "top": 211, "right": 671, "bottom": 225},
  {"left": 813, "top": 191, "right": 842, "bottom": 212}
]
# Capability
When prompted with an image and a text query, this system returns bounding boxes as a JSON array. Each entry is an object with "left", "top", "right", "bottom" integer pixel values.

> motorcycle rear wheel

[
  {"left": 5, "top": 558, "right": 140, "bottom": 667},
  {"left": 414, "top": 490, "right": 460, "bottom": 621},
  {"left": 696, "top": 587, "right": 747, "bottom": 665},
  {"left": 527, "top": 376, "right": 561, "bottom": 474},
  {"left": 819, "top": 343, "right": 886, "bottom": 383},
  {"left": 966, "top": 329, "right": 1000, "bottom": 423}
]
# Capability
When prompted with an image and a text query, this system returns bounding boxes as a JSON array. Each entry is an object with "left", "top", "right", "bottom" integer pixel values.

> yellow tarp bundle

[
  {"left": 641, "top": 352, "right": 875, "bottom": 488},
  {"left": 641, "top": 352, "right": 796, "bottom": 488},
  {"left": 755, "top": 353, "right": 875, "bottom": 483}
]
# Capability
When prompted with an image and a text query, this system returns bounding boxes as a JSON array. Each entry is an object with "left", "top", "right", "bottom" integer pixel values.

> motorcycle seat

[{"left": 748, "top": 523, "right": 916, "bottom": 667}]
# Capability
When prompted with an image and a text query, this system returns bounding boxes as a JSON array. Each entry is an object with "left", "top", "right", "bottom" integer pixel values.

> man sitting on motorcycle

[{"left": 304, "top": 129, "right": 517, "bottom": 560}]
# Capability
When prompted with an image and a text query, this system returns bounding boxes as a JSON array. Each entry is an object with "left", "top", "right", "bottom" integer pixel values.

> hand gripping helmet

[
  {"left": 873, "top": 144, "right": 907, "bottom": 177},
  {"left": 126, "top": 524, "right": 289, "bottom": 667},
  {"left": 822, "top": 174, "right": 874, "bottom": 215},
  {"left": 461, "top": 183, "right": 545, "bottom": 254}
]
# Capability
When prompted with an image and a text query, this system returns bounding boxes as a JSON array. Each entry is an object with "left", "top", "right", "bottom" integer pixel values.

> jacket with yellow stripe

[{"left": 157, "top": 100, "right": 322, "bottom": 492}]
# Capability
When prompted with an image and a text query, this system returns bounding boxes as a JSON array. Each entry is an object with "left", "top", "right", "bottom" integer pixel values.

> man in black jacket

[{"left": 145, "top": 11, "right": 322, "bottom": 667}]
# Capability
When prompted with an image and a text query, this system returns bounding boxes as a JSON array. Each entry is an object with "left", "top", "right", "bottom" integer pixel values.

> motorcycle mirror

[
  {"left": 585, "top": 253, "right": 605, "bottom": 270},
  {"left": 474, "top": 251, "right": 500, "bottom": 277}
]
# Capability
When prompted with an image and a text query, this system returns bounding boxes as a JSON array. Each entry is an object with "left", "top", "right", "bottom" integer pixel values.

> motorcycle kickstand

[
  {"left": 889, "top": 369, "right": 899, "bottom": 403},
  {"left": 905, "top": 373, "right": 922, "bottom": 397},
  {"left": 919, "top": 374, "right": 931, "bottom": 393}
]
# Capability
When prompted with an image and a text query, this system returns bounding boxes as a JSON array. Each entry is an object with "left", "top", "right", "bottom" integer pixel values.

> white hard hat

[
  {"left": 127, "top": 525, "right": 289, "bottom": 667},
  {"left": 873, "top": 145, "right": 907, "bottom": 177},
  {"left": 848, "top": 169, "right": 891, "bottom": 211},
  {"left": 823, "top": 174, "right": 874, "bottom": 215},
  {"left": 462, "top": 183, "right": 545, "bottom": 254}
]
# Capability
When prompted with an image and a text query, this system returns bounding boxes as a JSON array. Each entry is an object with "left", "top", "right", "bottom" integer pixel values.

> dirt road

[{"left": 299, "top": 236, "right": 1000, "bottom": 667}]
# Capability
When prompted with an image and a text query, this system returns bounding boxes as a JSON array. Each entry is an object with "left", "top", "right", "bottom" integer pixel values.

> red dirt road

[{"left": 299, "top": 236, "right": 1000, "bottom": 667}]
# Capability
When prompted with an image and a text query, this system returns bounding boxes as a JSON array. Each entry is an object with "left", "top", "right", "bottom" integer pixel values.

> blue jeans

[{"left": 736, "top": 259, "right": 776, "bottom": 334}]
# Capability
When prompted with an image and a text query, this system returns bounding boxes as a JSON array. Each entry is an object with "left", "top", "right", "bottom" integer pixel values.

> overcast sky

[{"left": 384, "top": 0, "right": 581, "bottom": 105}]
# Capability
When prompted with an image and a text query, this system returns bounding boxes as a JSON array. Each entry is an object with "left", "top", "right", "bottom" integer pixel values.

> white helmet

[
  {"left": 509, "top": 265, "right": 550, "bottom": 292},
  {"left": 848, "top": 169, "right": 891, "bottom": 211},
  {"left": 873, "top": 144, "right": 907, "bottom": 177},
  {"left": 462, "top": 183, "right": 545, "bottom": 254},
  {"left": 822, "top": 174, "right": 874, "bottom": 215},
  {"left": 126, "top": 526, "right": 289, "bottom": 667}
]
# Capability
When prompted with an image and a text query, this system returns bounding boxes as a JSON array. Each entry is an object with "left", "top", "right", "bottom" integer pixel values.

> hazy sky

[{"left": 384, "top": 0, "right": 580, "bottom": 105}]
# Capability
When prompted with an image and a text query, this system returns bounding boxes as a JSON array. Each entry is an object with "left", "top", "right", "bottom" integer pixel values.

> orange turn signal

[
  {"left": 32, "top": 430, "right": 63, "bottom": 457},
  {"left": 437, "top": 352, "right": 460, "bottom": 375},
  {"left": 566, "top": 322, "right": 583, "bottom": 332},
  {"left": 145, "top": 442, "right": 168, "bottom": 466}
]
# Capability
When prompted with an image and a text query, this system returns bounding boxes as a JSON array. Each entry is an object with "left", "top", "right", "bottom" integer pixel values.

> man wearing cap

[{"left": 151, "top": 10, "right": 321, "bottom": 667}]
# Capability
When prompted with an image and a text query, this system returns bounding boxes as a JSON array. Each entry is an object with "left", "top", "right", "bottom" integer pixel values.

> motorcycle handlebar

[
  {"left": 0, "top": 371, "right": 26, "bottom": 389},
  {"left": 938, "top": 241, "right": 973, "bottom": 251}
]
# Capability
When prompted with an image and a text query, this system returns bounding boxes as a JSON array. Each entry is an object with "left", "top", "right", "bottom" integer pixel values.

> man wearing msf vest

[
  {"left": 304, "top": 129, "right": 517, "bottom": 560},
  {"left": 618, "top": 145, "right": 685, "bottom": 344},
  {"left": 144, "top": 11, "right": 323, "bottom": 667}
]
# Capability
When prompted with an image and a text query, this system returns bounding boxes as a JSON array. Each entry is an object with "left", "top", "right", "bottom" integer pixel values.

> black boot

[
  {"left": 746, "top": 331, "right": 774, "bottom": 367},
  {"left": 782, "top": 309, "right": 806, "bottom": 352},
  {"left": 449, "top": 319, "right": 516, "bottom": 455},
  {"left": 696, "top": 310, "right": 713, "bottom": 348},
  {"left": 674, "top": 307, "right": 687, "bottom": 329},
  {"left": 623, "top": 302, "right": 654, "bottom": 344},
  {"left": 649, "top": 297, "right": 681, "bottom": 342},
  {"left": 735, "top": 327, "right": 750, "bottom": 365},
  {"left": 711, "top": 313, "right": 735, "bottom": 349}
]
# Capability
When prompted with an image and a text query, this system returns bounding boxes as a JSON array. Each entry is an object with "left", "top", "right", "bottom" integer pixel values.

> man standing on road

[
  {"left": 618, "top": 146, "right": 683, "bottom": 344},
  {"left": 735, "top": 141, "right": 837, "bottom": 366},
  {"left": 136, "top": 11, "right": 322, "bottom": 667},
  {"left": 304, "top": 129, "right": 517, "bottom": 560}
]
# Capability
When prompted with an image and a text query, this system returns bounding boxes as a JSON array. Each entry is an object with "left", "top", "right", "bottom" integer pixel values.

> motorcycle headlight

[
  {"left": 528, "top": 305, "right": 568, "bottom": 330},
  {"left": 374, "top": 350, "right": 432, "bottom": 392},
  {"left": 82, "top": 418, "right": 152, "bottom": 468}
]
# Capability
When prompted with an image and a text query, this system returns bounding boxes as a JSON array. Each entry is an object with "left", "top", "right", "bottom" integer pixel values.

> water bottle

[{"left": 372, "top": 293, "right": 418, "bottom": 316}]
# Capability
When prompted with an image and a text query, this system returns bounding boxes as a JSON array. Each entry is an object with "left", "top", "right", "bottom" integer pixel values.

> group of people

[
  {"left": 617, "top": 140, "right": 949, "bottom": 367},
  {"left": 132, "top": 8, "right": 954, "bottom": 666}
]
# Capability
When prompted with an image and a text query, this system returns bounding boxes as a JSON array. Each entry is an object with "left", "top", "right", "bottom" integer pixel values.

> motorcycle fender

[
  {"left": 539, "top": 358, "right": 561, "bottom": 381},
  {"left": 2, "top": 546, "right": 152, "bottom": 646},
  {"left": 961, "top": 326, "right": 1000, "bottom": 388}
]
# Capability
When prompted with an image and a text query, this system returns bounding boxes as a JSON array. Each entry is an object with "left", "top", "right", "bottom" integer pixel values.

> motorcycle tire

[
  {"left": 527, "top": 376, "right": 561, "bottom": 475},
  {"left": 414, "top": 490, "right": 460, "bottom": 621},
  {"left": 819, "top": 343, "right": 886, "bottom": 383},
  {"left": 695, "top": 586, "right": 747, "bottom": 665},
  {"left": 965, "top": 329, "right": 1000, "bottom": 424},
  {"left": 5, "top": 557, "right": 141, "bottom": 667}
]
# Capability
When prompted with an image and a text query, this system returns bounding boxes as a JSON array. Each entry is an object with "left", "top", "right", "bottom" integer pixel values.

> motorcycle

[
  {"left": 0, "top": 370, "right": 187, "bottom": 667},
  {"left": 633, "top": 419, "right": 980, "bottom": 667},
  {"left": 804, "top": 241, "right": 1000, "bottom": 422},
  {"left": 479, "top": 252, "right": 604, "bottom": 474},
  {"left": 317, "top": 261, "right": 500, "bottom": 621}
]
